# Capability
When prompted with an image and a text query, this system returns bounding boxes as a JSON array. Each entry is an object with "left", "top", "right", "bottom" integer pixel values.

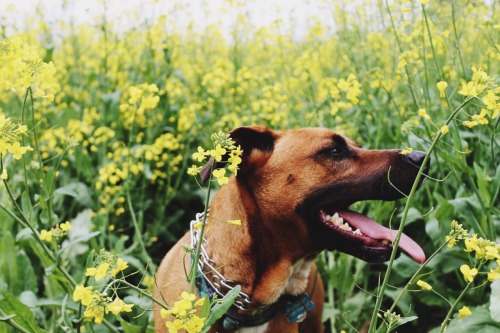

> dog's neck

[{"left": 204, "top": 178, "right": 317, "bottom": 305}]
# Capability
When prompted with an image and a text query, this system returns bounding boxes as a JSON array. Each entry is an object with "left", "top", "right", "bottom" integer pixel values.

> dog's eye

[{"left": 330, "top": 146, "right": 345, "bottom": 156}]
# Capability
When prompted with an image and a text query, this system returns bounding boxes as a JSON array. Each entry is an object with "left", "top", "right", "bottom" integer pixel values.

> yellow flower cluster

[
  {"left": 445, "top": 221, "right": 500, "bottom": 283},
  {"left": 94, "top": 132, "right": 182, "bottom": 215},
  {"left": 0, "top": 114, "right": 32, "bottom": 180},
  {"left": 459, "top": 67, "right": 499, "bottom": 128},
  {"left": 463, "top": 234, "right": 499, "bottom": 261},
  {"left": 119, "top": 83, "right": 161, "bottom": 129},
  {"left": 188, "top": 131, "right": 243, "bottom": 186},
  {"left": 445, "top": 220, "right": 468, "bottom": 248},
  {"left": 0, "top": 38, "right": 58, "bottom": 101},
  {"left": 73, "top": 285, "right": 133, "bottom": 323},
  {"left": 85, "top": 257, "right": 128, "bottom": 281},
  {"left": 85, "top": 251, "right": 129, "bottom": 281},
  {"left": 72, "top": 251, "right": 133, "bottom": 323},
  {"left": 160, "top": 291, "right": 207, "bottom": 333},
  {"left": 39, "top": 221, "right": 72, "bottom": 243}
]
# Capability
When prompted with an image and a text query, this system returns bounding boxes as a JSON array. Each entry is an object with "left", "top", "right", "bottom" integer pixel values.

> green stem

[
  {"left": 126, "top": 193, "right": 155, "bottom": 273},
  {"left": 451, "top": 3, "right": 467, "bottom": 80},
  {"left": 385, "top": 0, "right": 419, "bottom": 108},
  {"left": 0, "top": 185, "right": 77, "bottom": 288},
  {"left": 388, "top": 241, "right": 448, "bottom": 313},
  {"left": 107, "top": 279, "right": 169, "bottom": 310},
  {"left": 439, "top": 263, "right": 484, "bottom": 333},
  {"left": 189, "top": 172, "right": 213, "bottom": 294},
  {"left": 422, "top": 6, "right": 443, "bottom": 81},
  {"left": 369, "top": 96, "right": 473, "bottom": 333},
  {"left": 27, "top": 88, "right": 53, "bottom": 227},
  {"left": 20, "top": 89, "right": 30, "bottom": 193}
]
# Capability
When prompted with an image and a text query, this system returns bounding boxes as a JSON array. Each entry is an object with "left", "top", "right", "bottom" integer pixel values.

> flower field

[{"left": 0, "top": 0, "right": 499, "bottom": 332}]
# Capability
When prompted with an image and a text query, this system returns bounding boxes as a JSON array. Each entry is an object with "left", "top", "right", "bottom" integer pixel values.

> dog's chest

[{"left": 285, "top": 258, "right": 314, "bottom": 295}]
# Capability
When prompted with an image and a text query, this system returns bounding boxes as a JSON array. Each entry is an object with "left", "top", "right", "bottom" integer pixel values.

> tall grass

[{"left": 0, "top": 0, "right": 498, "bottom": 332}]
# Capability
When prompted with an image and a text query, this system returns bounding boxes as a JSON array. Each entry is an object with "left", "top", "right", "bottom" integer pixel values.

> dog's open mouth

[{"left": 320, "top": 209, "right": 426, "bottom": 264}]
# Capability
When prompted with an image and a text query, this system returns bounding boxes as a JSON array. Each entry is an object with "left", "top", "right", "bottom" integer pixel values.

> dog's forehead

[{"left": 276, "top": 128, "right": 357, "bottom": 150}]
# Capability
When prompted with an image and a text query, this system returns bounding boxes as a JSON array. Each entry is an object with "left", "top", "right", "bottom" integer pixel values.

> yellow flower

[
  {"left": 231, "top": 145, "right": 243, "bottom": 157},
  {"left": 180, "top": 291, "right": 196, "bottom": 302},
  {"left": 400, "top": 148, "right": 413, "bottom": 155},
  {"left": 485, "top": 245, "right": 499, "bottom": 260},
  {"left": 447, "top": 236, "right": 457, "bottom": 248},
  {"left": 416, "top": 279, "right": 433, "bottom": 291},
  {"left": 187, "top": 165, "right": 200, "bottom": 176},
  {"left": 437, "top": 81, "right": 448, "bottom": 98},
  {"left": 1, "top": 169, "right": 7, "bottom": 180},
  {"left": 418, "top": 108, "right": 431, "bottom": 120},
  {"left": 440, "top": 125, "right": 449, "bottom": 135},
  {"left": 108, "top": 297, "right": 134, "bottom": 315},
  {"left": 471, "top": 108, "right": 489, "bottom": 125},
  {"left": 212, "top": 168, "right": 229, "bottom": 185},
  {"left": 86, "top": 262, "right": 110, "bottom": 281},
  {"left": 39, "top": 229, "right": 53, "bottom": 242},
  {"left": 9, "top": 141, "right": 33, "bottom": 160},
  {"left": 192, "top": 147, "right": 207, "bottom": 162},
  {"left": 83, "top": 299, "right": 108, "bottom": 323},
  {"left": 209, "top": 144, "right": 226, "bottom": 162},
  {"left": 464, "top": 234, "right": 478, "bottom": 252},
  {"left": 487, "top": 268, "right": 500, "bottom": 282},
  {"left": 420, "top": 0, "right": 430, "bottom": 5},
  {"left": 73, "top": 285, "right": 94, "bottom": 306},
  {"left": 160, "top": 308, "right": 172, "bottom": 318},
  {"left": 111, "top": 258, "right": 129, "bottom": 276},
  {"left": 463, "top": 120, "right": 478, "bottom": 128},
  {"left": 59, "top": 221, "right": 72, "bottom": 232},
  {"left": 460, "top": 264, "right": 478, "bottom": 283},
  {"left": 458, "top": 306, "right": 472, "bottom": 319},
  {"left": 228, "top": 154, "right": 242, "bottom": 167}
]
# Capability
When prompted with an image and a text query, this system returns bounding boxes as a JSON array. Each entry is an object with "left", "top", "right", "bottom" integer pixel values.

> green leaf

[
  {"left": 199, "top": 296, "right": 211, "bottom": 319},
  {"left": 61, "top": 231, "right": 101, "bottom": 250},
  {"left": 201, "top": 286, "right": 240, "bottom": 333},
  {"left": 391, "top": 315, "right": 418, "bottom": 330},
  {"left": 54, "top": 182, "right": 93, "bottom": 207},
  {"left": 119, "top": 317, "right": 146, "bottom": 333},
  {"left": 0, "top": 290, "right": 46, "bottom": 333}
]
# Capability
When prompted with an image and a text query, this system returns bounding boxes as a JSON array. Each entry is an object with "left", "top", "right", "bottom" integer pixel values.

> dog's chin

[{"left": 310, "top": 208, "right": 425, "bottom": 264}]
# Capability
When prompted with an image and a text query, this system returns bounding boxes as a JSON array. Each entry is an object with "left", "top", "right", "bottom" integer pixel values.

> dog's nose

[{"left": 405, "top": 151, "right": 429, "bottom": 173}]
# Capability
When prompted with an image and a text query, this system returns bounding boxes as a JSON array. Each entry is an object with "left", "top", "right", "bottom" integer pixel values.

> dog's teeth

[
  {"left": 333, "top": 212, "right": 340, "bottom": 220},
  {"left": 341, "top": 223, "right": 352, "bottom": 231},
  {"left": 353, "top": 229, "right": 362, "bottom": 235},
  {"left": 325, "top": 214, "right": 331, "bottom": 219},
  {"left": 382, "top": 240, "right": 390, "bottom": 245}
]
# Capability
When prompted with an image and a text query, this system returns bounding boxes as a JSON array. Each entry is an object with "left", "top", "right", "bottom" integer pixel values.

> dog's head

[{"left": 211, "top": 126, "right": 428, "bottom": 264}]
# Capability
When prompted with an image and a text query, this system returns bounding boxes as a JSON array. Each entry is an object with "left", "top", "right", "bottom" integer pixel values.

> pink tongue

[{"left": 338, "top": 210, "right": 426, "bottom": 264}]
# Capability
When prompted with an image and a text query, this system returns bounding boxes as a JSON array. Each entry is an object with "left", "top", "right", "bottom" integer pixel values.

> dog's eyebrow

[
  {"left": 333, "top": 134, "right": 362, "bottom": 148},
  {"left": 331, "top": 134, "right": 347, "bottom": 147}
]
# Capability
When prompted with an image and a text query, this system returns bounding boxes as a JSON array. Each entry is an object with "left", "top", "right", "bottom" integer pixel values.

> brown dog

[{"left": 154, "top": 126, "right": 427, "bottom": 333}]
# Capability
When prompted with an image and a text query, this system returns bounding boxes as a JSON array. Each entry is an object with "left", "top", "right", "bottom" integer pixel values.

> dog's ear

[
  {"left": 199, "top": 126, "right": 276, "bottom": 183},
  {"left": 229, "top": 126, "right": 275, "bottom": 158}
]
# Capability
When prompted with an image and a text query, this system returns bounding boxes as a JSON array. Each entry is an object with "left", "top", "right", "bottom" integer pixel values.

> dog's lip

[{"left": 320, "top": 209, "right": 426, "bottom": 264}]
